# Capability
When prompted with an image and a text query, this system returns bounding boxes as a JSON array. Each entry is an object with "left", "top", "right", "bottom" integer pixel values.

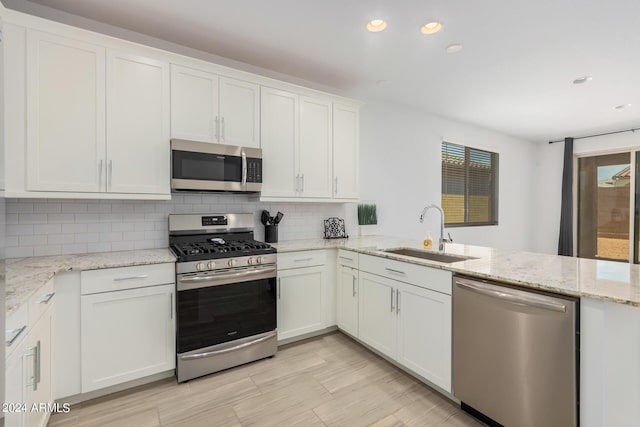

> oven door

[
  {"left": 171, "top": 139, "right": 244, "bottom": 192},
  {"left": 176, "top": 265, "right": 277, "bottom": 354}
]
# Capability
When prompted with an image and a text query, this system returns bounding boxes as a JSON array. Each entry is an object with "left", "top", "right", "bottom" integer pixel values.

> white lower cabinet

[
  {"left": 356, "top": 256, "right": 453, "bottom": 393},
  {"left": 358, "top": 272, "right": 397, "bottom": 359},
  {"left": 396, "top": 283, "right": 451, "bottom": 392},
  {"left": 81, "top": 283, "right": 175, "bottom": 393},
  {"left": 5, "top": 331, "right": 28, "bottom": 427},
  {"left": 277, "top": 266, "right": 325, "bottom": 341},
  {"left": 276, "top": 250, "right": 331, "bottom": 341},
  {"left": 25, "top": 306, "right": 54, "bottom": 427},
  {"left": 336, "top": 264, "right": 359, "bottom": 337}
]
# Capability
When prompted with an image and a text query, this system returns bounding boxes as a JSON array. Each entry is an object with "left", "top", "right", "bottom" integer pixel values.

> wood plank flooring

[{"left": 48, "top": 332, "right": 484, "bottom": 427}]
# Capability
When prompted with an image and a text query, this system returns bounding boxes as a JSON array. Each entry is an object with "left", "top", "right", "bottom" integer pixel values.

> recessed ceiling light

[
  {"left": 446, "top": 44, "right": 463, "bottom": 53},
  {"left": 614, "top": 104, "right": 632, "bottom": 110},
  {"left": 573, "top": 76, "right": 592, "bottom": 84},
  {"left": 367, "top": 19, "right": 387, "bottom": 32},
  {"left": 421, "top": 21, "right": 443, "bottom": 34}
]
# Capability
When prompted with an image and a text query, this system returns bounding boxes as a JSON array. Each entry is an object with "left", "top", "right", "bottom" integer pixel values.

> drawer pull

[
  {"left": 294, "top": 258, "right": 313, "bottom": 262},
  {"left": 339, "top": 256, "right": 354, "bottom": 262},
  {"left": 35, "top": 292, "right": 55, "bottom": 305},
  {"left": 6, "top": 325, "right": 26, "bottom": 347},
  {"left": 385, "top": 267, "right": 406, "bottom": 275},
  {"left": 114, "top": 275, "right": 149, "bottom": 282}
]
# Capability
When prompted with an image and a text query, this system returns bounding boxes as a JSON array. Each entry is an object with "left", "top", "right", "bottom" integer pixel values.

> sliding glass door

[{"left": 577, "top": 152, "right": 631, "bottom": 262}]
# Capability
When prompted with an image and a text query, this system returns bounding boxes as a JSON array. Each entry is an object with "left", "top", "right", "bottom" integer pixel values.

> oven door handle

[
  {"left": 179, "top": 331, "right": 277, "bottom": 360},
  {"left": 177, "top": 266, "right": 277, "bottom": 291}
]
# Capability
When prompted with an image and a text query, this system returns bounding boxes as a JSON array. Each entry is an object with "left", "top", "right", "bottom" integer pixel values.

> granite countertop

[
  {"left": 6, "top": 249, "right": 176, "bottom": 317},
  {"left": 272, "top": 236, "right": 640, "bottom": 307}
]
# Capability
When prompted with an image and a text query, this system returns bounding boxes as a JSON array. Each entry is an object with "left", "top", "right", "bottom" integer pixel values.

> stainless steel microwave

[{"left": 171, "top": 139, "right": 262, "bottom": 193}]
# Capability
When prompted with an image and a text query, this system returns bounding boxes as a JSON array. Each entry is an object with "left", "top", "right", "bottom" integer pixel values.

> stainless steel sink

[{"left": 382, "top": 247, "right": 476, "bottom": 263}]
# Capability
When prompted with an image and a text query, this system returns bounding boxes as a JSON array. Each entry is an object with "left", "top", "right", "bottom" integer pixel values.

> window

[{"left": 441, "top": 141, "right": 499, "bottom": 226}]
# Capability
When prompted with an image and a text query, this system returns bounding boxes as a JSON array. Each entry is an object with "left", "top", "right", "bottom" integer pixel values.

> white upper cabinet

[
  {"left": 260, "top": 86, "right": 298, "bottom": 198},
  {"left": 219, "top": 76, "right": 260, "bottom": 148},
  {"left": 299, "top": 95, "right": 333, "bottom": 198},
  {"left": 106, "top": 50, "right": 170, "bottom": 194},
  {"left": 26, "top": 30, "right": 106, "bottom": 193},
  {"left": 170, "top": 65, "right": 260, "bottom": 148},
  {"left": 333, "top": 103, "right": 359, "bottom": 199},
  {"left": 170, "top": 64, "right": 219, "bottom": 143}
]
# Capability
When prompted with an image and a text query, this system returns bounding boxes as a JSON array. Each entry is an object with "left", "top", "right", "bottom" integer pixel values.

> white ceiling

[{"left": 5, "top": 0, "right": 640, "bottom": 143}]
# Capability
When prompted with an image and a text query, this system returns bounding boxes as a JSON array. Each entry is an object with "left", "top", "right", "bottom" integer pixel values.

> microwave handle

[{"left": 241, "top": 149, "right": 247, "bottom": 187}]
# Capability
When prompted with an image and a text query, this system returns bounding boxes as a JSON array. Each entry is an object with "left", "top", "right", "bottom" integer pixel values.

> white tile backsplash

[{"left": 6, "top": 195, "right": 358, "bottom": 257}]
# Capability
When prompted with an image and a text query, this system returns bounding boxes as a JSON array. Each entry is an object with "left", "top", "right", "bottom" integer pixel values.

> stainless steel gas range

[{"left": 169, "top": 213, "right": 277, "bottom": 383}]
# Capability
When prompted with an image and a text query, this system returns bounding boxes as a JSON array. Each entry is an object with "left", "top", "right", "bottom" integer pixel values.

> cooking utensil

[
  {"left": 261, "top": 210, "right": 271, "bottom": 225},
  {"left": 274, "top": 212, "right": 284, "bottom": 224}
]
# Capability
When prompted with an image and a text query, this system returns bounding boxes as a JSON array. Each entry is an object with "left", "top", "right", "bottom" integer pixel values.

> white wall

[
  {"left": 533, "top": 131, "right": 640, "bottom": 254},
  {"left": 359, "top": 101, "right": 538, "bottom": 252}
]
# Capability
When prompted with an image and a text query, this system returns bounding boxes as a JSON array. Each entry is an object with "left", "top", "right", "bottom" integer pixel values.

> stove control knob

[
  {"left": 196, "top": 262, "right": 206, "bottom": 271},
  {"left": 256, "top": 256, "right": 263, "bottom": 264},
  {"left": 207, "top": 261, "right": 216, "bottom": 270},
  {"left": 247, "top": 257, "right": 254, "bottom": 265},
  {"left": 228, "top": 259, "right": 237, "bottom": 268}
]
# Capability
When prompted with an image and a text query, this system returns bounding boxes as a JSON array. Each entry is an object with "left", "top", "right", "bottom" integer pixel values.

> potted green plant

[{"left": 358, "top": 203, "right": 378, "bottom": 236}]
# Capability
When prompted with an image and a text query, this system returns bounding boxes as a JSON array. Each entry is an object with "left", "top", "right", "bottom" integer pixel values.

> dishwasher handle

[{"left": 455, "top": 279, "right": 567, "bottom": 313}]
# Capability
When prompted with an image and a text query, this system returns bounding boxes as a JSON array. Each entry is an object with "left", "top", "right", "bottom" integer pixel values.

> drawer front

[
  {"left": 28, "top": 276, "right": 56, "bottom": 327},
  {"left": 81, "top": 263, "right": 175, "bottom": 295},
  {"left": 337, "top": 249, "right": 359, "bottom": 268},
  {"left": 278, "top": 250, "right": 326, "bottom": 270},
  {"left": 358, "top": 254, "right": 452, "bottom": 295},
  {"left": 6, "top": 302, "right": 28, "bottom": 355}
]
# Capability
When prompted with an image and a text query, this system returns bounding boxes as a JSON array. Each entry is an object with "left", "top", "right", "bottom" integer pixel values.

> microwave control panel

[{"left": 246, "top": 158, "right": 262, "bottom": 183}]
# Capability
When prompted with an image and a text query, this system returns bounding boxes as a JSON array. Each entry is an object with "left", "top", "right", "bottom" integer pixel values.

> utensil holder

[{"left": 265, "top": 225, "right": 278, "bottom": 243}]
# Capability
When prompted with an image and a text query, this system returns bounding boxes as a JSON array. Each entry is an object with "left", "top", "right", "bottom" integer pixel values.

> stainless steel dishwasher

[{"left": 453, "top": 276, "right": 578, "bottom": 427}]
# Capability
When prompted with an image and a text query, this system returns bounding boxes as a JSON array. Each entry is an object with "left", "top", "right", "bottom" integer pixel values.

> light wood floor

[{"left": 48, "top": 332, "right": 484, "bottom": 427}]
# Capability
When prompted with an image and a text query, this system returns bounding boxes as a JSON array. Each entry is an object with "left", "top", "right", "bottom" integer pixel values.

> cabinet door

[
  {"left": 81, "top": 284, "right": 175, "bottom": 393},
  {"left": 332, "top": 103, "right": 359, "bottom": 199},
  {"left": 26, "top": 30, "right": 106, "bottom": 192},
  {"left": 299, "top": 96, "right": 333, "bottom": 198},
  {"left": 397, "top": 283, "right": 452, "bottom": 392},
  {"left": 106, "top": 50, "right": 170, "bottom": 194},
  {"left": 25, "top": 305, "right": 54, "bottom": 427},
  {"left": 219, "top": 77, "right": 260, "bottom": 148},
  {"left": 358, "top": 272, "right": 397, "bottom": 358},
  {"left": 337, "top": 265, "right": 358, "bottom": 337},
  {"left": 277, "top": 266, "right": 324, "bottom": 340},
  {"left": 260, "top": 87, "right": 298, "bottom": 197},
  {"left": 170, "top": 64, "right": 219, "bottom": 143},
  {"left": 5, "top": 335, "right": 27, "bottom": 427}
]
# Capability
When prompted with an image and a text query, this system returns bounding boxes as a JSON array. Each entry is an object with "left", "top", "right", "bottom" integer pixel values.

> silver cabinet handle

[
  {"left": 35, "top": 292, "right": 55, "bottom": 305},
  {"left": 385, "top": 267, "right": 406, "bottom": 276},
  {"left": 180, "top": 331, "right": 276, "bottom": 360},
  {"left": 170, "top": 292, "right": 173, "bottom": 319},
  {"left": 98, "top": 160, "right": 103, "bottom": 190},
  {"left": 295, "top": 174, "right": 299, "bottom": 192},
  {"left": 114, "top": 275, "right": 149, "bottom": 282},
  {"left": 335, "top": 176, "right": 338, "bottom": 195},
  {"left": 352, "top": 275, "right": 356, "bottom": 297},
  {"left": 241, "top": 149, "right": 247, "bottom": 187},
  {"left": 339, "top": 256, "right": 354, "bottom": 262},
  {"left": 6, "top": 325, "right": 26, "bottom": 347},
  {"left": 24, "top": 347, "right": 36, "bottom": 389},
  {"left": 396, "top": 289, "right": 400, "bottom": 314},
  {"left": 108, "top": 160, "right": 113, "bottom": 190},
  {"left": 35, "top": 340, "right": 41, "bottom": 389},
  {"left": 278, "top": 278, "right": 281, "bottom": 299},
  {"left": 221, "top": 116, "right": 226, "bottom": 141},
  {"left": 456, "top": 280, "right": 567, "bottom": 313},
  {"left": 294, "top": 258, "right": 313, "bottom": 262},
  {"left": 301, "top": 173, "right": 304, "bottom": 192},
  {"left": 215, "top": 116, "right": 220, "bottom": 141},
  {"left": 390, "top": 287, "right": 394, "bottom": 312}
]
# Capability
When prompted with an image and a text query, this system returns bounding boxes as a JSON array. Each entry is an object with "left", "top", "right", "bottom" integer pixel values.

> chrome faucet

[{"left": 419, "top": 204, "right": 452, "bottom": 251}]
